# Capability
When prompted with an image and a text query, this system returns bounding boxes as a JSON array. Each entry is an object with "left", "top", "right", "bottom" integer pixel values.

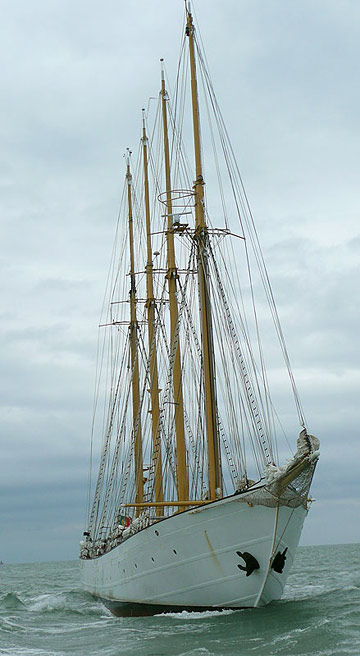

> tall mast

[
  {"left": 186, "top": 9, "right": 222, "bottom": 499},
  {"left": 160, "top": 62, "right": 189, "bottom": 504},
  {"left": 126, "top": 152, "right": 144, "bottom": 515},
  {"left": 142, "top": 111, "right": 164, "bottom": 515}
]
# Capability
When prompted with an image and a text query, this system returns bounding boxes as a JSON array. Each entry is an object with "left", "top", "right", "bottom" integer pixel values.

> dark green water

[{"left": 0, "top": 544, "right": 359, "bottom": 655}]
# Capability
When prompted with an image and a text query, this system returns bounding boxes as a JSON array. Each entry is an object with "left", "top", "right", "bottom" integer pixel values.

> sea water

[{"left": 0, "top": 543, "right": 359, "bottom": 656}]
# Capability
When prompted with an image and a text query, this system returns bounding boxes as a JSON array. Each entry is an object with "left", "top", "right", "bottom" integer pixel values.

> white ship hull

[{"left": 81, "top": 491, "right": 308, "bottom": 615}]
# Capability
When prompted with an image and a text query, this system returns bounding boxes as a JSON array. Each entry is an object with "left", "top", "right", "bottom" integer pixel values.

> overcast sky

[{"left": 1, "top": 0, "right": 359, "bottom": 563}]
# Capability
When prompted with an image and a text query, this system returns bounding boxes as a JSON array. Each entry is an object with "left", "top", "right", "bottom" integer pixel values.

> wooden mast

[
  {"left": 186, "top": 8, "right": 222, "bottom": 500},
  {"left": 160, "top": 61, "right": 189, "bottom": 505},
  {"left": 141, "top": 111, "right": 164, "bottom": 515},
  {"left": 126, "top": 152, "right": 144, "bottom": 516}
]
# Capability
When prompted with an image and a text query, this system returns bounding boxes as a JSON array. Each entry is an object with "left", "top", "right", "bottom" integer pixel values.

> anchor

[
  {"left": 236, "top": 551, "right": 260, "bottom": 576},
  {"left": 271, "top": 547, "right": 288, "bottom": 573}
]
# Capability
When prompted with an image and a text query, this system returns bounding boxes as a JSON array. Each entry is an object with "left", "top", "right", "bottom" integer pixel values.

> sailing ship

[{"left": 80, "top": 4, "right": 319, "bottom": 615}]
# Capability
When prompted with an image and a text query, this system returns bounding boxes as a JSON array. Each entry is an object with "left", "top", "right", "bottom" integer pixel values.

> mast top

[
  {"left": 125, "top": 148, "right": 132, "bottom": 171},
  {"left": 185, "top": 2, "right": 193, "bottom": 31},
  {"left": 160, "top": 58, "right": 165, "bottom": 82}
]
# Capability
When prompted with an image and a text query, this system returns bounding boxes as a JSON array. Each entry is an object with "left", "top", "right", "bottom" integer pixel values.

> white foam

[
  {"left": 29, "top": 593, "right": 66, "bottom": 612},
  {"left": 156, "top": 609, "right": 235, "bottom": 620},
  {"left": 177, "top": 649, "right": 218, "bottom": 656}
]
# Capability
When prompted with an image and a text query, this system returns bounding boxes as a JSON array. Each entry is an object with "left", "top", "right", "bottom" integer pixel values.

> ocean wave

[
  {"left": 283, "top": 574, "right": 360, "bottom": 604},
  {"left": 0, "top": 589, "right": 107, "bottom": 619},
  {"left": 0, "top": 593, "right": 26, "bottom": 611},
  {"left": 0, "top": 649, "right": 58, "bottom": 656},
  {"left": 28, "top": 590, "right": 107, "bottom": 616}
]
